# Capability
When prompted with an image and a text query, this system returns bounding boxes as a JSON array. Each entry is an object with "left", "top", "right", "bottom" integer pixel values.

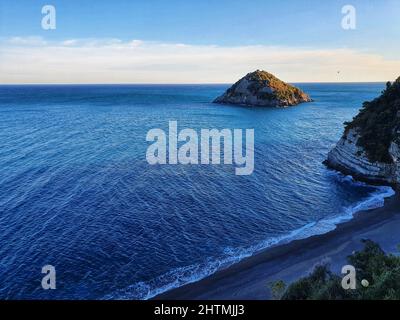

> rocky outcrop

[
  {"left": 325, "top": 129, "right": 397, "bottom": 185},
  {"left": 325, "top": 78, "right": 400, "bottom": 186},
  {"left": 213, "top": 70, "right": 312, "bottom": 107}
]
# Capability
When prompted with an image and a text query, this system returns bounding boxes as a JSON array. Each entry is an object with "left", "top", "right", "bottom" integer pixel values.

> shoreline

[{"left": 154, "top": 192, "right": 400, "bottom": 300}]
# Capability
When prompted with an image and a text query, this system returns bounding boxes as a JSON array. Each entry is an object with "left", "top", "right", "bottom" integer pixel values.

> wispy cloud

[
  {"left": 6, "top": 36, "right": 48, "bottom": 46},
  {"left": 0, "top": 37, "right": 399, "bottom": 84}
]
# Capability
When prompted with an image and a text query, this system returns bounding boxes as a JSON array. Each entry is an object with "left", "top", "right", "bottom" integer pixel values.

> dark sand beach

[{"left": 155, "top": 192, "right": 400, "bottom": 300}]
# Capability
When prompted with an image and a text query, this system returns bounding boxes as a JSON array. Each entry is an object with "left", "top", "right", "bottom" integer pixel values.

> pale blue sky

[{"left": 0, "top": 0, "right": 399, "bottom": 83}]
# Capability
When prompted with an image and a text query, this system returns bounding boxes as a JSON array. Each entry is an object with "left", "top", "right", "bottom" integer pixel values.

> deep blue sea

[{"left": 0, "top": 83, "right": 395, "bottom": 299}]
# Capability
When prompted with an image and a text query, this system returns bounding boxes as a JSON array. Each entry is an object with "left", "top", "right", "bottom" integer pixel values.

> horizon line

[{"left": 0, "top": 81, "right": 390, "bottom": 86}]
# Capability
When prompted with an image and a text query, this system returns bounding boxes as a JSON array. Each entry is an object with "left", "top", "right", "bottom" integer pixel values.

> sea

[{"left": 0, "top": 83, "right": 395, "bottom": 299}]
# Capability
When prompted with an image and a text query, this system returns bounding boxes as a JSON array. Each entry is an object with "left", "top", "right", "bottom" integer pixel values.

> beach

[
  {"left": 0, "top": 83, "right": 394, "bottom": 299},
  {"left": 155, "top": 192, "right": 400, "bottom": 300}
]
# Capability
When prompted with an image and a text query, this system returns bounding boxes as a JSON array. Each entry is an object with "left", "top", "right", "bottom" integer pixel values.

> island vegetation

[{"left": 214, "top": 70, "right": 312, "bottom": 107}]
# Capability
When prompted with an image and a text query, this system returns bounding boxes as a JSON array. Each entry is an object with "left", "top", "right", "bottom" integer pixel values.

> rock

[
  {"left": 325, "top": 77, "right": 400, "bottom": 186},
  {"left": 213, "top": 70, "right": 312, "bottom": 107}
]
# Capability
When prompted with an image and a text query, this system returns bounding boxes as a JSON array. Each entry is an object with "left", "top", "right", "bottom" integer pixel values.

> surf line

[{"left": 146, "top": 121, "right": 255, "bottom": 175}]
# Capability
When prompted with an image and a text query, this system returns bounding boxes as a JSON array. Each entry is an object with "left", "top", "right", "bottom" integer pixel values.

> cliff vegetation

[{"left": 344, "top": 78, "right": 400, "bottom": 163}]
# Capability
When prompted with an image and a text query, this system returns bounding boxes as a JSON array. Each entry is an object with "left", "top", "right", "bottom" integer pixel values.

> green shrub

[
  {"left": 268, "top": 280, "right": 287, "bottom": 300},
  {"left": 281, "top": 240, "right": 400, "bottom": 300}
]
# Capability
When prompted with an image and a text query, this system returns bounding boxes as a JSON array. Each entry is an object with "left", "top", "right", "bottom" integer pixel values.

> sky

[{"left": 0, "top": 0, "right": 399, "bottom": 83}]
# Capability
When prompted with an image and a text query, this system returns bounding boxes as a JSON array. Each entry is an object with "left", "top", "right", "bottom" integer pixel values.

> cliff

[
  {"left": 325, "top": 77, "right": 400, "bottom": 186},
  {"left": 213, "top": 70, "right": 312, "bottom": 107}
]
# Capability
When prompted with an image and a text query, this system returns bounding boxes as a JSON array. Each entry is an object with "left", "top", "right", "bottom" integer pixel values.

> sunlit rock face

[{"left": 213, "top": 70, "right": 312, "bottom": 107}]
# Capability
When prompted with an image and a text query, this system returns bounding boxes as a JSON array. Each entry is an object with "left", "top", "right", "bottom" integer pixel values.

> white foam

[{"left": 103, "top": 173, "right": 395, "bottom": 300}]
